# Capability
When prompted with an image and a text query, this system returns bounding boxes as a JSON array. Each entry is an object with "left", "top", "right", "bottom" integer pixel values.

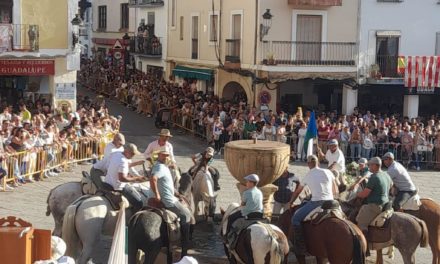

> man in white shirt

[
  {"left": 104, "top": 143, "right": 146, "bottom": 211},
  {"left": 318, "top": 139, "right": 347, "bottom": 192},
  {"left": 144, "top": 129, "right": 176, "bottom": 167},
  {"left": 91, "top": 133, "right": 126, "bottom": 178},
  {"left": 290, "top": 155, "right": 335, "bottom": 255}
]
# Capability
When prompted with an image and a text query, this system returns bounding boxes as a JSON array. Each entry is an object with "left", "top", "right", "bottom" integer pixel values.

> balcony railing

[
  {"left": 128, "top": 0, "right": 164, "bottom": 7},
  {"left": 288, "top": 0, "right": 342, "bottom": 6},
  {"left": 260, "top": 41, "right": 356, "bottom": 66},
  {"left": 226, "top": 39, "right": 241, "bottom": 63},
  {"left": 191, "top": 38, "right": 198, "bottom": 59},
  {"left": 375, "top": 55, "right": 402, "bottom": 78},
  {"left": 0, "top": 24, "right": 39, "bottom": 52},
  {"left": 129, "top": 36, "right": 162, "bottom": 58}
]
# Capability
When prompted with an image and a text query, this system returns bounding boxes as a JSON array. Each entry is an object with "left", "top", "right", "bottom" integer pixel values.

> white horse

[
  {"left": 192, "top": 169, "right": 217, "bottom": 221},
  {"left": 221, "top": 203, "right": 289, "bottom": 264}
]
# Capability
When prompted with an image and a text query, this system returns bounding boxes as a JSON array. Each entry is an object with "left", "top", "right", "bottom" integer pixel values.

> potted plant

[
  {"left": 266, "top": 52, "right": 275, "bottom": 65},
  {"left": 370, "top": 64, "right": 381, "bottom": 79}
]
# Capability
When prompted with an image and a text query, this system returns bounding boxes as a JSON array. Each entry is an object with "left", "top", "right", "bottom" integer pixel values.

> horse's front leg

[{"left": 376, "top": 249, "right": 384, "bottom": 264}]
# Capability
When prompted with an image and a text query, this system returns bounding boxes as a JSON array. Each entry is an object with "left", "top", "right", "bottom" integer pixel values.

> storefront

[{"left": 172, "top": 65, "right": 215, "bottom": 94}]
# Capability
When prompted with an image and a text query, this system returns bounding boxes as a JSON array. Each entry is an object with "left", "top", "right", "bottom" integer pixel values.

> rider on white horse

[
  {"left": 104, "top": 143, "right": 148, "bottom": 211},
  {"left": 144, "top": 129, "right": 176, "bottom": 168},
  {"left": 90, "top": 133, "right": 125, "bottom": 178},
  {"left": 191, "top": 147, "right": 220, "bottom": 191},
  {"left": 226, "top": 174, "right": 263, "bottom": 233},
  {"left": 149, "top": 149, "right": 192, "bottom": 259}
]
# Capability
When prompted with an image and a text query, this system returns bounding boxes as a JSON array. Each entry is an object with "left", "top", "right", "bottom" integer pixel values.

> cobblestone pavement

[{"left": 0, "top": 87, "right": 438, "bottom": 263}]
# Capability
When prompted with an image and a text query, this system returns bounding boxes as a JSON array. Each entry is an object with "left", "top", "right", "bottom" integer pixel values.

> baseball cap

[
  {"left": 307, "top": 155, "right": 319, "bottom": 163},
  {"left": 244, "top": 174, "right": 260, "bottom": 183},
  {"left": 368, "top": 157, "right": 382, "bottom": 166},
  {"left": 382, "top": 152, "right": 395, "bottom": 160},
  {"left": 358, "top": 158, "right": 368, "bottom": 165},
  {"left": 125, "top": 143, "right": 140, "bottom": 155},
  {"left": 328, "top": 139, "right": 339, "bottom": 146}
]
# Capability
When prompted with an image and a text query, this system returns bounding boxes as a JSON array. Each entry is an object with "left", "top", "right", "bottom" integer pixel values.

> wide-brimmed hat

[
  {"left": 158, "top": 147, "right": 170, "bottom": 156},
  {"left": 158, "top": 129, "right": 173, "bottom": 137},
  {"left": 205, "top": 147, "right": 215, "bottom": 156}
]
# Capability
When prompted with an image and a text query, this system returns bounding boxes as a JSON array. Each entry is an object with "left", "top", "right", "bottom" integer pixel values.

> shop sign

[
  {"left": 55, "top": 83, "right": 76, "bottom": 100},
  {"left": 0, "top": 60, "right": 55, "bottom": 75}
]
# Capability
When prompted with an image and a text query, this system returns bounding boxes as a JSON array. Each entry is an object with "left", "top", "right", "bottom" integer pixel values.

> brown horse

[
  {"left": 405, "top": 198, "right": 440, "bottom": 264},
  {"left": 278, "top": 207, "right": 367, "bottom": 264}
]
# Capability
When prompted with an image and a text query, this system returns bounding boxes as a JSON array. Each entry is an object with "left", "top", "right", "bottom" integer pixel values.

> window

[
  {"left": 436, "top": 32, "right": 440, "bottom": 56},
  {"left": 179, "top": 16, "right": 184, "bottom": 40},
  {"left": 191, "top": 16, "right": 199, "bottom": 59},
  {"left": 209, "top": 13, "right": 219, "bottom": 42},
  {"left": 147, "top": 12, "right": 155, "bottom": 35},
  {"left": 98, "top": 5, "right": 107, "bottom": 29},
  {"left": 120, "top": 4, "right": 129, "bottom": 30},
  {"left": 376, "top": 35, "right": 400, "bottom": 77},
  {"left": 0, "top": 0, "right": 12, "bottom": 23},
  {"left": 171, "top": 0, "right": 176, "bottom": 28}
]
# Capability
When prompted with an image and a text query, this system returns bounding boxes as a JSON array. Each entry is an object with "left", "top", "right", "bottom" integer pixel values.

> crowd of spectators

[
  {"left": 0, "top": 95, "right": 120, "bottom": 191},
  {"left": 79, "top": 59, "right": 440, "bottom": 170}
]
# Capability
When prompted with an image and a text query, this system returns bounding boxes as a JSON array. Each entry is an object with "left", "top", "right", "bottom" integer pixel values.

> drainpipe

[
  {"left": 356, "top": 0, "right": 362, "bottom": 88},
  {"left": 253, "top": 0, "right": 259, "bottom": 107}
]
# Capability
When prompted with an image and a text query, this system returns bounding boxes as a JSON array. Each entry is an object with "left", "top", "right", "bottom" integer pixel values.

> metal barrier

[{"left": 1, "top": 133, "right": 115, "bottom": 191}]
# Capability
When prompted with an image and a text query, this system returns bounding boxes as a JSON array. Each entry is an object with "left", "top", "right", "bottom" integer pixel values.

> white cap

[
  {"left": 174, "top": 256, "right": 199, "bottom": 264},
  {"left": 328, "top": 139, "right": 339, "bottom": 146},
  {"left": 244, "top": 174, "right": 260, "bottom": 183},
  {"left": 382, "top": 152, "right": 395, "bottom": 160},
  {"left": 51, "top": 236, "right": 66, "bottom": 260}
]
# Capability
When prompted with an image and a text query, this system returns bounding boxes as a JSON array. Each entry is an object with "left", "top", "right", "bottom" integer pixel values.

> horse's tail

[
  {"left": 62, "top": 203, "right": 81, "bottom": 258},
  {"left": 45, "top": 188, "right": 54, "bottom": 216},
  {"left": 416, "top": 217, "right": 429, "bottom": 248},
  {"left": 344, "top": 220, "right": 366, "bottom": 264}
]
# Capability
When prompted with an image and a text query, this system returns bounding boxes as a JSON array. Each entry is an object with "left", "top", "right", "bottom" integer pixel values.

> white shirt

[
  {"left": 104, "top": 152, "right": 129, "bottom": 190},
  {"left": 303, "top": 167, "right": 334, "bottom": 201},
  {"left": 144, "top": 140, "right": 176, "bottom": 163},
  {"left": 325, "top": 148, "right": 346, "bottom": 173},
  {"left": 94, "top": 142, "right": 124, "bottom": 173}
]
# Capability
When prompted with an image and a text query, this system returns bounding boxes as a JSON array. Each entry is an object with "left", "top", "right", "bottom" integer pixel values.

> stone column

[
  {"left": 236, "top": 183, "right": 278, "bottom": 220},
  {"left": 403, "top": 95, "right": 419, "bottom": 119},
  {"left": 342, "top": 84, "right": 358, "bottom": 115}
]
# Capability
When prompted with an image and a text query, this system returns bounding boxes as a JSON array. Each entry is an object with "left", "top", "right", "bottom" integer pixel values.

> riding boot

[
  {"left": 180, "top": 223, "right": 191, "bottom": 257},
  {"left": 293, "top": 226, "right": 307, "bottom": 256},
  {"left": 362, "top": 230, "right": 371, "bottom": 257}
]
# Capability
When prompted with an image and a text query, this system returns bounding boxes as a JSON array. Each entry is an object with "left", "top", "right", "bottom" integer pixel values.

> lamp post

[
  {"left": 71, "top": 14, "right": 83, "bottom": 50},
  {"left": 259, "top": 9, "right": 273, "bottom": 41},
  {"left": 122, "top": 33, "right": 131, "bottom": 80}
]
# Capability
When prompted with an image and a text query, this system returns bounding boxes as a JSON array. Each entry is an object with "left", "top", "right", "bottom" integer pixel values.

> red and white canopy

[{"left": 404, "top": 56, "right": 440, "bottom": 90}]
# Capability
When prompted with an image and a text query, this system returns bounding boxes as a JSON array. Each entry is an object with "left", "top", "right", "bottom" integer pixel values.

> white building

[
  {"left": 79, "top": 2, "right": 93, "bottom": 58},
  {"left": 129, "top": 0, "right": 168, "bottom": 77},
  {"left": 356, "top": 0, "right": 440, "bottom": 118}
]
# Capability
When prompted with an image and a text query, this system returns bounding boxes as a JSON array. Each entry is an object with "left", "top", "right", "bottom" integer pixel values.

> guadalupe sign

[{"left": 0, "top": 60, "right": 55, "bottom": 75}]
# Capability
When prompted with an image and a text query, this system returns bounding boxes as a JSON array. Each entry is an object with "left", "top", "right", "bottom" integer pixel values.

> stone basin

[{"left": 224, "top": 140, "right": 290, "bottom": 187}]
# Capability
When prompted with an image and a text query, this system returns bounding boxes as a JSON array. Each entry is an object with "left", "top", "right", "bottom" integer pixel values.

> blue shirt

[
  {"left": 152, "top": 162, "right": 178, "bottom": 207},
  {"left": 241, "top": 187, "right": 263, "bottom": 216}
]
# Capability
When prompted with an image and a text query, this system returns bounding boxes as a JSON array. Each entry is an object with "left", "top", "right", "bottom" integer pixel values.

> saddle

[
  {"left": 84, "top": 171, "right": 123, "bottom": 211},
  {"left": 368, "top": 203, "right": 394, "bottom": 243},
  {"left": 303, "top": 200, "right": 345, "bottom": 224},
  {"left": 226, "top": 213, "right": 269, "bottom": 250}
]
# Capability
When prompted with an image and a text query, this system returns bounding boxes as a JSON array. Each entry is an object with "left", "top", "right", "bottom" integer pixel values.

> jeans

[
  {"left": 166, "top": 201, "right": 192, "bottom": 225},
  {"left": 340, "top": 142, "right": 349, "bottom": 157},
  {"left": 393, "top": 190, "right": 417, "bottom": 211},
  {"left": 122, "top": 185, "right": 143, "bottom": 211},
  {"left": 361, "top": 147, "right": 372, "bottom": 159},
  {"left": 350, "top": 143, "right": 361, "bottom": 160},
  {"left": 292, "top": 200, "right": 326, "bottom": 226}
]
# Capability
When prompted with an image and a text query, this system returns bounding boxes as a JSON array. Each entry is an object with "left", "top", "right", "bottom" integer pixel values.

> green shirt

[
  {"left": 243, "top": 122, "right": 256, "bottom": 139},
  {"left": 366, "top": 171, "right": 392, "bottom": 206}
]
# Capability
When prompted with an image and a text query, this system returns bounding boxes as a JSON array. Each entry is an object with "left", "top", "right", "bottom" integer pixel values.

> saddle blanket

[
  {"left": 401, "top": 194, "right": 422, "bottom": 211},
  {"left": 303, "top": 206, "right": 344, "bottom": 222},
  {"left": 370, "top": 209, "right": 393, "bottom": 228}
]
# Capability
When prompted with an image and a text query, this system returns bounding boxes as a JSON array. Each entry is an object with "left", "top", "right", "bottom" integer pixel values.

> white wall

[{"left": 359, "top": 1, "right": 440, "bottom": 75}]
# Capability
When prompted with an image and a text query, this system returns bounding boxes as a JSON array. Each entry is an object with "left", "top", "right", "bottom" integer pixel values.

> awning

[
  {"left": 404, "top": 56, "right": 440, "bottom": 90},
  {"left": 172, "top": 65, "right": 213, "bottom": 81}
]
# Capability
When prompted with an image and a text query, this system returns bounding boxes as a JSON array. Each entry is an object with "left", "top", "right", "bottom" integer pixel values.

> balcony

[
  {"left": 128, "top": 0, "right": 164, "bottom": 7},
  {"left": 0, "top": 24, "right": 39, "bottom": 53},
  {"left": 129, "top": 36, "right": 162, "bottom": 58},
  {"left": 260, "top": 41, "right": 356, "bottom": 66},
  {"left": 288, "top": 0, "right": 342, "bottom": 6},
  {"left": 366, "top": 55, "right": 404, "bottom": 85},
  {"left": 225, "top": 39, "right": 241, "bottom": 70}
]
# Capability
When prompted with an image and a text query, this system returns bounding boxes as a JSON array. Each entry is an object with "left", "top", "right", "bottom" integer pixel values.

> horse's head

[{"left": 202, "top": 192, "right": 217, "bottom": 218}]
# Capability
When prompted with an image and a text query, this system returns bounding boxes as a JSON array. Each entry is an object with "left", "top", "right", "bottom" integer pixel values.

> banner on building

[
  {"left": 55, "top": 83, "right": 76, "bottom": 100},
  {"left": 404, "top": 56, "right": 440, "bottom": 91},
  {"left": 0, "top": 60, "right": 55, "bottom": 75}
]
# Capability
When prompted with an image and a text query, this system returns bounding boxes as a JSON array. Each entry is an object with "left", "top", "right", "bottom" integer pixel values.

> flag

[{"left": 304, "top": 111, "right": 318, "bottom": 157}]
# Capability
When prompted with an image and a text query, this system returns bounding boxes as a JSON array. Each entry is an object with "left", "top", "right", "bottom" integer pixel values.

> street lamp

[
  {"left": 71, "top": 14, "right": 83, "bottom": 50},
  {"left": 122, "top": 33, "right": 131, "bottom": 79},
  {"left": 259, "top": 9, "right": 273, "bottom": 41}
]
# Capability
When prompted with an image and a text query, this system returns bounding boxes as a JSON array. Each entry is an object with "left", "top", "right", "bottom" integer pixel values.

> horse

[
  {"left": 221, "top": 203, "right": 289, "bottom": 264},
  {"left": 278, "top": 206, "right": 366, "bottom": 264},
  {"left": 341, "top": 198, "right": 429, "bottom": 264},
  {"left": 191, "top": 169, "right": 217, "bottom": 221},
  {"left": 127, "top": 171, "right": 195, "bottom": 264}
]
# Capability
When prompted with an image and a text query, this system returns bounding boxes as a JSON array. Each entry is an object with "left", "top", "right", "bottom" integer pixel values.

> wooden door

[{"left": 296, "top": 15, "right": 322, "bottom": 62}]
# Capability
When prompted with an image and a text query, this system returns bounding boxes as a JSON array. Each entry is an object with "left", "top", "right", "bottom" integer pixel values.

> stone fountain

[{"left": 224, "top": 139, "right": 290, "bottom": 218}]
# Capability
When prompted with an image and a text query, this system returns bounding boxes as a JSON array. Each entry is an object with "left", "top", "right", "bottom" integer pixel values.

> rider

[
  {"left": 348, "top": 158, "right": 372, "bottom": 192},
  {"left": 356, "top": 157, "right": 392, "bottom": 237},
  {"left": 382, "top": 152, "right": 417, "bottom": 211},
  {"left": 150, "top": 149, "right": 192, "bottom": 258},
  {"left": 317, "top": 139, "right": 347, "bottom": 192},
  {"left": 291, "top": 155, "right": 335, "bottom": 255},
  {"left": 227, "top": 174, "right": 263, "bottom": 233},
  {"left": 91, "top": 133, "right": 125, "bottom": 178},
  {"left": 190, "top": 147, "right": 220, "bottom": 191},
  {"left": 104, "top": 143, "right": 147, "bottom": 211},
  {"left": 144, "top": 129, "right": 176, "bottom": 168}
]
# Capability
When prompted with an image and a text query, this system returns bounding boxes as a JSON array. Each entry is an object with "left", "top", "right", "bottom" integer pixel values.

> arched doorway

[{"left": 222, "top": 81, "right": 248, "bottom": 104}]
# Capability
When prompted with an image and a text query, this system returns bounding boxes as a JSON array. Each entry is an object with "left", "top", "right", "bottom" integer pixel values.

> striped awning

[
  {"left": 404, "top": 56, "right": 440, "bottom": 90},
  {"left": 172, "top": 65, "right": 213, "bottom": 81}
]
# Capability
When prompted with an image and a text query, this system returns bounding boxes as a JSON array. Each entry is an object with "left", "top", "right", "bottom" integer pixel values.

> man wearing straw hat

[{"left": 144, "top": 129, "right": 176, "bottom": 168}]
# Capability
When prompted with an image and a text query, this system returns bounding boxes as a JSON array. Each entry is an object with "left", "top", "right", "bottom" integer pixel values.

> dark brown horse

[
  {"left": 278, "top": 207, "right": 367, "bottom": 264},
  {"left": 406, "top": 198, "right": 440, "bottom": 264}
]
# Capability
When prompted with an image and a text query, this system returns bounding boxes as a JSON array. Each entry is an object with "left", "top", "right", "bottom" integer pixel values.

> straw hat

[{"left": 158, "top": 128, "right": 173, "bottom": 137}]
